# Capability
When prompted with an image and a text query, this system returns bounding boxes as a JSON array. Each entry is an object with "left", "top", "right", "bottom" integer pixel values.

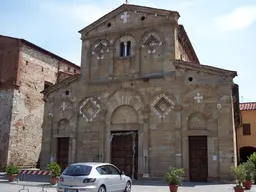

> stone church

[{"left": 41, "top": 4, "right": 239, "bottom": 181}]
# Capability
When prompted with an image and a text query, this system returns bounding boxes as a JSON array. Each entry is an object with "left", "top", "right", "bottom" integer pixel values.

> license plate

[{"left": 65, "top": 189, "right": 77, "bottom": 192}]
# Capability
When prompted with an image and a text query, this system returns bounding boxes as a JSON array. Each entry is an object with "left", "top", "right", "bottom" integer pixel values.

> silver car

[{"left": 57, "top": 162, "right": 132, "bottom": 192}]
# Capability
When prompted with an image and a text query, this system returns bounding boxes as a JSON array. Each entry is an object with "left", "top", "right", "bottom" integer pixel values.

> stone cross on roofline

[{"left": 121, "top": 11, "right": 130, "bottom": 23}]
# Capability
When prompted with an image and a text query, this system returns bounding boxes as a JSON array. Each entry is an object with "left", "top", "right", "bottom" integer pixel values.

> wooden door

[
  {"left": 189, "top": 136, "right": 208, "bottom": 182},
  {"left": 111, "top": 132, "right": 138, "bottom": 179},
  {"left": 57, "top": 138, "right": 69, "bottom": 171}
]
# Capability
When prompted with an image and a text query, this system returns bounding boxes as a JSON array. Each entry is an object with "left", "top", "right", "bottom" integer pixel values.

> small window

[
  {"left": 120, "top": 41, "right": 131, "bottom": 57},
  {"left": 44, "top": 81, "right": 53, "bottom": 90},
  {"left": 243, "top": 124, "right": 251, "bottom": 135},
  {"left": 120, "top": 42, "right": 125, "bottom": 57},
  {"left": 127, "top": 41, "right": 131, "bottom": 56},
  {"left": 65, "top": 90, "right": 70, "bottom": 96}
]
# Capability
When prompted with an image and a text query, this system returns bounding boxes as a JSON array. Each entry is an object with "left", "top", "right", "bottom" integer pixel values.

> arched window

[{"left": 120, "top": 40, "right": 131, "bottom": 57}]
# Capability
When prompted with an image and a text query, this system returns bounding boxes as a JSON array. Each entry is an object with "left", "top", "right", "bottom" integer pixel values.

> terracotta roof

[
  {"left": 178, "top": 25, "right": 200, "bottom": 64},
  {"left": 240, "top": 102, "right": 256, "bottom": 111},
  {"left": 0, "top": 35, "right": 80, "bottom": 69},
  {"left": 173, "top": 60, "right": 237, "bottom": 78}
]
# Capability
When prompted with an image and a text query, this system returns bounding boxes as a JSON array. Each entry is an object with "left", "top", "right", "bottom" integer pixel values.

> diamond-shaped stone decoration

[
  {"left": 92, "top": 43, "right": 109, "bottom": 59},
  {"left": 80, "top": 98, "right": 100, "bottom": 121},
  {"left": 151, "top": 94, "right": 173, "bottom": 118},
  {"left": 144, "top": 35, "right": 162, "bottom": 53}
]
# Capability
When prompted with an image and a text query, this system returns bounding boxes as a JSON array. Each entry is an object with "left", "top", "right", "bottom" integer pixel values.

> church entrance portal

[
  {"left": 189, "top": 136, "right": 208, "bottom": 182},
  {"left": 111, "top": 131, "right": 138, "bottom": 179},
  {"left": 57, "top": 137, "right": 69, "bottom": 171}
]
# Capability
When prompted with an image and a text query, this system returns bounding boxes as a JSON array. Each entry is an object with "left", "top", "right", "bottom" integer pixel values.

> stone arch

[
  {"left": 219, "top": 95, "right": 231, "bottom": 103},
  {"left": 57, "top": 118, "right": 70, "bottom": 134},
  {"left": 111, "top": 105, "right": 138, "bottom": 124},
  {"left": 106, "top": 88, "right": 144, "bottom": 124},
  {"left": 239, "top": 146, "right": 256, "bottom": 163},
  {"left": 107, "top": 87, "right": 144, "bottom": 104},
  {"left": 187, "top": 112, "right": 207, "bottom": 130},
  {"left": 53, "top": 99, "right": 74, "bottom": 122},
  {"left": 114, "top": 34, "right": 136, "bottom": 57},
  {"left": 139, "top": 29, "right": 165, "bottom": 45},
  {"left": 140, "top": 29, "right": 165, "bottom": 54},
  {"left": 113, "top": 33, "right": 136, "bottom": 46},
  {"left": 179, "top": 86, "right": 218, "bottom": 104}
]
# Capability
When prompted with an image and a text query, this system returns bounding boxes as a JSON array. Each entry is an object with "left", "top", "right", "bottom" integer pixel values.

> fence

[{"left": 16, "top": 169, "right": 52, "bottom": 192}]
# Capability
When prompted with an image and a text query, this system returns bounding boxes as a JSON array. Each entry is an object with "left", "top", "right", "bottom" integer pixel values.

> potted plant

[
  {"left": 164, "top": 166, "right": 184, "bottom": 192},
  {"left": 232, "top": 164, "right": 246, "bottom": 192},
  {"left": 242, "top": 160, "right": 255, "bottom": 189},
  {"left": 248, "top": 152, "right": 256, "bottom": 184},
  {"left": 5, "top": 164, "right": 19, "bottom": 182},
  {"left": 47, "top": 161, "right": 61, "bottom": 185}
]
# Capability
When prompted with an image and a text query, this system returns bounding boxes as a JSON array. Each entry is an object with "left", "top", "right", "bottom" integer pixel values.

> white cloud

[{"left": 214, "top": 5, "right": 256, "bottom": 32}]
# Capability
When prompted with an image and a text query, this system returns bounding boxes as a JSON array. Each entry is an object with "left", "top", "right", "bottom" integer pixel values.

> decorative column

[
  {"left": 173, "top": 105, "right": 183, "bottom": 168},
  {"left": 108, "top": 42, "right": 115, "bottom": 79},
  {"left": 99, "top": 109, "right": 107, "bottom": 162},
  {"left": 142, "top": 106, "right": 150, "bottom": 177}
]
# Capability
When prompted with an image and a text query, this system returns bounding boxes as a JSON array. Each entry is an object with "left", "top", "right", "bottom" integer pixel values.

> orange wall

[{"left": 237, "top": 110, "right": 256, "bottom": 160}]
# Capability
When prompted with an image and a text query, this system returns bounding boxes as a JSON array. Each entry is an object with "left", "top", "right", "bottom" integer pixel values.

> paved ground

[
  {"left": 1, "top": 180, "right": 256, "bottom": 192},
  {"left": 1, "top": 173, "right": 256, "bottom": 192}
]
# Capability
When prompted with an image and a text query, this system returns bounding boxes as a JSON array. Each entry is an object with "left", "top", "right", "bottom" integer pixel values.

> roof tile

[{"left": 240, "top": 102, "right": 256, "bottom": 111}]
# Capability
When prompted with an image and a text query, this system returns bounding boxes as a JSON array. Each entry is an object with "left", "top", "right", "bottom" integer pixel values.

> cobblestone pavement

[{"left": 1, "top": 180, "right": 256, "bottom": 192}]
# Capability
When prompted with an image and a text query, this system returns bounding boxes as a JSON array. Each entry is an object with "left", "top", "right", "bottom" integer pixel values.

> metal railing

[{"left": 16, "top": 169, "right": 52, "bottom": 192}]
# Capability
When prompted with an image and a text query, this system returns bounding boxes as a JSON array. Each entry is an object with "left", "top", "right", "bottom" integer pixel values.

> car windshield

[{"left": 63, "top": 164, "right": 92, "bottom": 176}]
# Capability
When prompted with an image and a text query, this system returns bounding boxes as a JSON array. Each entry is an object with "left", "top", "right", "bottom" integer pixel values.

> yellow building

[{"left": 237, "top": 102, "right": 256, "bottom": 163}]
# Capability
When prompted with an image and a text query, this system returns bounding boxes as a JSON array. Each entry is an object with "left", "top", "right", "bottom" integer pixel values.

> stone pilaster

[
  {"left": 173, "top": 106, "right": 182, "bottom": 168},
  {"left": 142, "top": 106, "right": 150, "bottom": 177}
]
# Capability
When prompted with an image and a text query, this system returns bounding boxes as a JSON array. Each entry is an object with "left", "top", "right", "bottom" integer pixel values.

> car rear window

[{"left": 63, "top": 164, "right": 92, "bottom": 176}]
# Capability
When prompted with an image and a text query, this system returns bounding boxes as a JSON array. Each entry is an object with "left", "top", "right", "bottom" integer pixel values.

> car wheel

[
  {"left": 124, "top": 181, "right": 131, "bottom": 192},
  {"left": 98, "top": 185, "right": 106, "bottom": 192}
]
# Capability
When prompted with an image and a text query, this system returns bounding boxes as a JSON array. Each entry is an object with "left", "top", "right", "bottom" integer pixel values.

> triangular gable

[
  {"left": 78, "top": 4, "right": 179, "bottom": 35},
  {"left": 41, "top": 74, "right": 80, "bottom": 95},
  {"left": 173, "top": 60, "right": 237, "bottom": 78}
]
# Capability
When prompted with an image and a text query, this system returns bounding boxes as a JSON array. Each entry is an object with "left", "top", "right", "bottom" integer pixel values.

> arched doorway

[
  {"left": 239, "top": 146, "right": 256, "bottom": 163},
  {"left": 110, "top": 105, "right": 139, "bottom": 179}
]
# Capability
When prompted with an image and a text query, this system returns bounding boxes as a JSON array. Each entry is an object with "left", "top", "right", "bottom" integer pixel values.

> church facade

[{"left": 40, "top": 4, "right": 238, "bottom": 181}]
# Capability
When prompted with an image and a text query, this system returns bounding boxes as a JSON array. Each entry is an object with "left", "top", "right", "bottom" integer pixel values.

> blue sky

[{"left": 0, "top": 0, "right": 255, "bottom": 102}]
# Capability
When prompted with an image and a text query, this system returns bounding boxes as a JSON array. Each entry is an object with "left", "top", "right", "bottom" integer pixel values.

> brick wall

[
  {"left": 0, "top": 37, "right": 20, "bottom": 89},
  {"left": 5, "top": 43, "right": 80, "bottom": 167}
]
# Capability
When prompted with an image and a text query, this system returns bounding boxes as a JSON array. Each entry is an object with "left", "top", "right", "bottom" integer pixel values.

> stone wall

[
  {"left": 6, "top": 44, "right": 79, "bottom": 167},
  {"left": 41, "top": 68, "right": 236, "bottom": 180},
  {"left": 41, "top": 5, "right": 236, "bottom": 181},
  {"left": 0, "top": 89, "right": 13, "bottom": 168}
]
